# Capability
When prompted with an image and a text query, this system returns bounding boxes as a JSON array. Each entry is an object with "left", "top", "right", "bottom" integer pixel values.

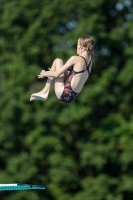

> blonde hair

[{"left": 79, "top": 35, "right": 94, "bottom": 56}]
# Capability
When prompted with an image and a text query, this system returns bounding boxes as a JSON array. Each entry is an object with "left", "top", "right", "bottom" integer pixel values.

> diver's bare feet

[{"left": 30, "top": 91, "right": 48, "bottom": 101}]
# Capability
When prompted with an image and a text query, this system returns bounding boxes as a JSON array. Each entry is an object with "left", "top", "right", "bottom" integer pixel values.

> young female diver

[{"left": 30, "top": 35, "right": 94, "bottom": 103}]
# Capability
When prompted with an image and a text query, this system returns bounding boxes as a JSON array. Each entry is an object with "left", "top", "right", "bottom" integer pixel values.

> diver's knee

[{"left": 54, "top": 58, "right": 63, "bottom": 65}]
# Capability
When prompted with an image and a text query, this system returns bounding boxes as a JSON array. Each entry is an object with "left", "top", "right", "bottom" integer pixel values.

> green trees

[{"left": 0, "top": 0, "right": 133, "bottom": 200}]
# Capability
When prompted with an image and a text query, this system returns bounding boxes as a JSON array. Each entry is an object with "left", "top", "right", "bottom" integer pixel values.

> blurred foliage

[{"left": 0, "top": 0, "right": 133, "bottom": 200}]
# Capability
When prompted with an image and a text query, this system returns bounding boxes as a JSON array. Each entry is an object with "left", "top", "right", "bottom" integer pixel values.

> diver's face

[{"left": 77, "top": 39, "right": 82, "bottom": 55}]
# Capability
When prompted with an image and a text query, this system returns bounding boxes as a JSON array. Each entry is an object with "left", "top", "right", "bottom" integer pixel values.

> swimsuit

[{"left": 59, "top": 56, "right": 91, "bottom": 103}]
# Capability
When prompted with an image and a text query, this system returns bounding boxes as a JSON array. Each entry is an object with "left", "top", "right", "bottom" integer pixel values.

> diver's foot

[{"left": 30, "top": 92, "right": 48, "bottom": 101}]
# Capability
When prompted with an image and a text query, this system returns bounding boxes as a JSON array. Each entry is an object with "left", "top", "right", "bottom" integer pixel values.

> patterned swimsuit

[{"left": 59, "top": 56, "right": 91, "bottom": 103}]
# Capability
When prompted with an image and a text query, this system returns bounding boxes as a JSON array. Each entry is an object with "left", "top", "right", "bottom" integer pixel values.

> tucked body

[{"left": 30, "top": 35, "right": 94, "bottom": 103}]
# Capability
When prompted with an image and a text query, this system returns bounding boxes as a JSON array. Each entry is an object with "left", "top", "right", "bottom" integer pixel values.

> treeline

[{"left": 0, "top": 0, "right": 133, "bottom": 200}]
